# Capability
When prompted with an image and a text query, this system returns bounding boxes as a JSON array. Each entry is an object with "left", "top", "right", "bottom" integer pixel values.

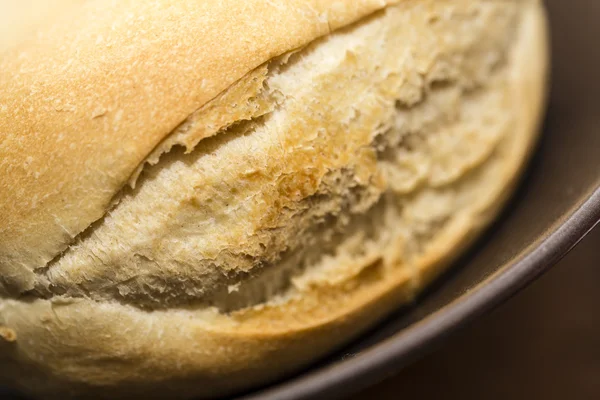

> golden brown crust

[
  {"left": 0, "top": 1, "right": 548, "bottom": 399},
  {"left": 0, "top": 0, "right": 400, "bottom": 290}
]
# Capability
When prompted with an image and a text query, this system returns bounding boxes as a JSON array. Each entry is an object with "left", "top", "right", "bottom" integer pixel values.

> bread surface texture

[
  {"left": 0, "top": 0, "right": 402, "bottom": 293},
  {"left": 0, "top": 0, "right": 548, "bottom": 399}
]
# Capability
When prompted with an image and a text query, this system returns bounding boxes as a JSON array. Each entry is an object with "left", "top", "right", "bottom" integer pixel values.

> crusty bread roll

[{"left": 0, "top": 0, "right": 548, "bottom": 398}]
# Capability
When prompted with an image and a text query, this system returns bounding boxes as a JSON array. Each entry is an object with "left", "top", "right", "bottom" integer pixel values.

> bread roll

[{"left": 0, "top": 0, "right": 548, "bottom": 398}]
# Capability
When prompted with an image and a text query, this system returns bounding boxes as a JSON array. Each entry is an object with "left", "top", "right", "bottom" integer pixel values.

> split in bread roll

[{"left": 0, "top": 0, "right": 548, "bottom": 399}]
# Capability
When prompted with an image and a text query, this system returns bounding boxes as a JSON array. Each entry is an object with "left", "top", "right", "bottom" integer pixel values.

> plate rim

[{"left": 239, "top": 185, "right": 600, "bottom": 400}]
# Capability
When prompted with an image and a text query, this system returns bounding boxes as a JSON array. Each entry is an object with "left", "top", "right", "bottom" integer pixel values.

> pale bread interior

[{"left": 37, "top": 1, "right": 518, "bottom": 311}]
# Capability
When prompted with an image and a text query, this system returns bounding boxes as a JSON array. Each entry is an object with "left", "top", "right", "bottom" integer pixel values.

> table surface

[{"left": 353, "top": 225, "right": 600, "bottom": 399}]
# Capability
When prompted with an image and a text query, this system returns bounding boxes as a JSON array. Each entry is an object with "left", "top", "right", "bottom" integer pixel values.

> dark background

[{"left": 355, "top": 226, "right": 600, "bottom": 399}]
